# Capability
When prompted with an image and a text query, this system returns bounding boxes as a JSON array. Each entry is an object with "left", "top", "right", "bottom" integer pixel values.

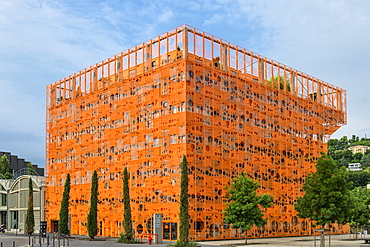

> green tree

[
  {"left": 26, "top": 162, "right": 37, "bottom": 175},
  {"left": 353, "top": 152, "right": 363, "bottom": 163},
  {"left": 26, "top": 178, "right": 35, "bottom": 235},
  {"left": 361, "top": 154, "right": 370, "bottom": 168},
  {"left": 268, "top": 75, "right": 291, "bottom": 92},
  {"left": 337, "top": 136, "right": 349, "bottom": 150},
  {"left": 0, "top": 155, "right": 12, "bottom": 179},
  {"left": 59, "top": 173, "right": 71, "bottom": 235},
  {"left": 223, "top": 173, "right": 273, "bottom": 244},
  {"left": 347, "top": 171, "right": 370, "bottom": 189},
  {"left": 87, "top": 170, "right": 99, "bottom": 239},
  {"left": 295, "top": 154, "right": 355, "bottom": 247},
  {"left": 349, "top": 135, "right": 360, "bottom": 144},
  {"left": 123, "top": 167, "right": 133, "bottom": 242},
  {"left": 179, "top": 155, "right": 190, "bottom": 242},
  {"left": 350, "top": 187, "right": 370, "bottom": 238}
]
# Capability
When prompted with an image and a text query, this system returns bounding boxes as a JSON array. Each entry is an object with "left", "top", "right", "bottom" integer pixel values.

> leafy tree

[
  {"left": 179, "top": 155, "right": 190, "bottom": 242},
  {"left": 59, "top": 173, "right": 71, "bottom": 235},
  {"left": 330, "top": 149, "right": 353, "bottom": 167},
  {"left": 223, "top": 173, "right": 273, "bottom": 244},
  {"left": 123, "top": 168, "right": 133, "bottom": 242},
  {"left": 349, "top": 135, "right": 360, "bottom": 144},
  {"left": 26, "top": 178, "right": 35, "bottom": 235},
  {"left": 337, "top": 136, "right": 349, "bottom": 150},
  {"left": 295, "top": 154, "right": 355, "bottom": 247},
  {"left": 0, "top": 155, "right": 12, "bottom": 179},
  {"left": 361, "top": 155, "right": 370, "bottom": 168},
  {"left": 26, "top": 162, "right": 37, "bottom": 175},
  {"left": 268, "top": 75, "right": 291, "bottom": 92},
  {"left": 350, "top": 187, "right": 370, "bottom": 238},
  {"left": 87, "top": 170, "right": 99, "bottom": 239},
  {"left": 352, "top": 140, "right": 370, "bottom": 147},
  {"left": 353, "top": 152, "right": 363, "bottom": 163},
  {"left": 347, "top": 171, "right": 370, "bottom": 189}
]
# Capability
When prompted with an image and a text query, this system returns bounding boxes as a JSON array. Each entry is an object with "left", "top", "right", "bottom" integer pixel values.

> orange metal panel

[{"left": 46, "top": 25, "right": 347, "bottom": 240}]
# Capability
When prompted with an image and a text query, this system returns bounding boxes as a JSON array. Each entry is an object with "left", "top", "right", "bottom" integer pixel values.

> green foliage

[
  {"left": 179, "top": 155, "right": 189, "bottom": 242},
  {"left": 87, "top": 170, "right": 99, "bottom": 239},
  {"left": 352, "top": 140, "right": 370, "bottom": 147},
  {"left": 26, "top": 178, "right": 35, "bottom": 235},
  {"left": 347, "top": 171, "right": 370, "bottom": 189},
  {"left": 59, "top": 173, "right": 71, "bottom": 235},
  {"left": 350, "top": 187, "right": 370, "bottom": 226},
  {"left": 361, "top": 154, "right": 370, "bottom": 168},
  {"left": 349, "top": 134, "right": 360, "bottom": 144},
  {"left": 268, "top": 76, "right": 291, "bottom": 92},
  {"left": 223, "top": 173, "right": 273, "bottom": 243},
  {"left": 117, "top": 233, "right": 140, "bottom": 243},
  {"left": 167, "top": 240, "right": 198, "bottom": 247},
  {"left": 26, "top": 163, "right": 37, "bottom": 176},
  {"left": 0, "top": 155, "right": 12, "bottom": 179},
  {"left": 295, "top": 154, "right": 355, "bottom": 227},
  {"left": 123, "top": 167, "right": 134, "bottom": 241},
  {"left": 353, "top": 153, "right": 363, "bottom": 163},
  {"left": 328, "top": 136, "right": 350, "bottom": 152}
]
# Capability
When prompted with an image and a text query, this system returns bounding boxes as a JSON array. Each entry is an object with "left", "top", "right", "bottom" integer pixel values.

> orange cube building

[{"left": 46, "top": 25, "right": 346, "bottom": 240}]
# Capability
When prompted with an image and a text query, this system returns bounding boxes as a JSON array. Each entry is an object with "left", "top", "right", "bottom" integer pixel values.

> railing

[
  {"left": 47, "top": 24, "right": 346, "bottom": 117},
  {"left": 140, "top": 233, "right": 158, "bottom": 244}
]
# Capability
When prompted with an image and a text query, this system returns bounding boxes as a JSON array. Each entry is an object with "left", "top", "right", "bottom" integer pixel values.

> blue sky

[{"left": 1, "top": 0, "right": 369, "bottom": 167}]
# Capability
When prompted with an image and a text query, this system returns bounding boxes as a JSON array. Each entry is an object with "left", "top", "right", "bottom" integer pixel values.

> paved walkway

[{"left": 0, "top": 233, "right": 367, "bottom": 247}]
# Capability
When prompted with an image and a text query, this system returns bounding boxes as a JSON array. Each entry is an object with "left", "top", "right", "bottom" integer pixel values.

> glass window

[
  {"left": 168, "top": 35, "right": 176, "bottom": 52},
  {"left": 177, "top": 31, "right": 183, "bottom": 50},
  {"left": 129, "top": 52, "right": 136, "bottom": 68},
  {"left": 152, "top": 42, "right": 159, "bottom": 58},
  {"left": 195, "top": 34, "right": 203, "bottom": 57},
  {"left": 160, "top": 38, "right": 167, "bottom": 55},
  {"left": 137, "top": 49, "right": 143, "bottom": 64},
  {"left": 204, "top": 39, "right": 212, "bottom": 60},
  {"left": 188, "top": 32, "right": 194, "bottom": 54}
]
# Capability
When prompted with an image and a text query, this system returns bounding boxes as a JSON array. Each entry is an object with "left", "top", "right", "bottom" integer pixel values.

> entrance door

[
  {"left": 51, "top": 220, "right": 58, "bottom": 232},
  {"left": 163, "top": 222, "right": 177, "bottom": 240}
]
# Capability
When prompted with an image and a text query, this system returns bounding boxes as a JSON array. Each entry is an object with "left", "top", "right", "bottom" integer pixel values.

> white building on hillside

[{"left": 347, "top": 163, "right": 362, "bottom": 172}]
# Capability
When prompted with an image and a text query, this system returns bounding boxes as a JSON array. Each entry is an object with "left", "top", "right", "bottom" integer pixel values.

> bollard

[
  {"left": 63, "top": 236, "right": 65, "bottom": 247},
  {"left": 13, "top": 241, "right": 15, "bottom": 247},
  {"left": 47, "top": 234, "right": 50, "bottom": 246},
  {"left": 1, "top": 242, "right": 3, "bottom": 247},
  {"left": 29, "top": 235, "right": 31, "bottom": 245}
]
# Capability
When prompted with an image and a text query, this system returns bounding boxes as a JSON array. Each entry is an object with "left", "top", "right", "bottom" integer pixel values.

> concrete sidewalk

[{"left": 0, "top": 233, "right": 367, "bottom": 247}]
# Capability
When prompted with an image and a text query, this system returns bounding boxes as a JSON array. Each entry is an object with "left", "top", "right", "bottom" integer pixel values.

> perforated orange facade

[{"left": 46, "top": 25, "right": 347, "bottom": 240}]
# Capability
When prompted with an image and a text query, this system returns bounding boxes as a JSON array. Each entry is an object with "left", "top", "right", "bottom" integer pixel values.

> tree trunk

[
  {"left": 356, "top": 225, "right": 359, "bottom": 240},
  {"left": 245, "top": 230, "right": 248, "bottom": 245},
  {"left": 320, "top": 227, "right": 325, "bottom": 247}
]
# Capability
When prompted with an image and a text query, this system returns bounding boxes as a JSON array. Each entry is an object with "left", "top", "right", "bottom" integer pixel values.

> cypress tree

[
  {"left": 26, "top": 178, "right": 35, "bottom": 235},
  {"left": 123, "top": 167, "right": 133, "bottom": 241},
  {"left": 59, "top": 173, "right": 71, "bottom": 235},
  {"left": 87, "top": 170, "right": 99, "bottom": 239},
  {"left": 179, "top": 155, "right": 189, "bottom": 241}
]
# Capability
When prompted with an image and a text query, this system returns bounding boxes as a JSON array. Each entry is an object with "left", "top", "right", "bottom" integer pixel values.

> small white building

[{"left": 347, "top": 163, "right": 363, "bottom": 172}]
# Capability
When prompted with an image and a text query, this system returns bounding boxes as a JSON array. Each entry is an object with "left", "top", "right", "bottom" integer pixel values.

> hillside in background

[{"left": 328, "top": 135, "right": 370, "bottom": 189}]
